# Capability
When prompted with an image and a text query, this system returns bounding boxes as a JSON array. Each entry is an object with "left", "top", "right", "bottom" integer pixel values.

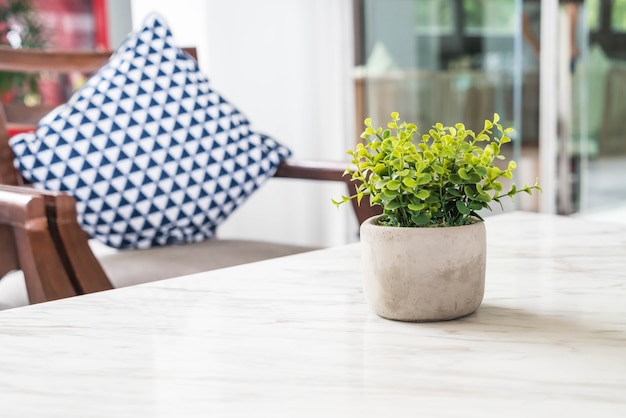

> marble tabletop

[{"left": 0, "top": 212, "right": 625, "bottom": 417}]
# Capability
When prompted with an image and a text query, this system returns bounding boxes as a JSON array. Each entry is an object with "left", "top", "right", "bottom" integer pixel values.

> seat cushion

[
  {"left": 0, "top": 270, "right": 29, "bottom": 310},
  {"left": 9, "top": 14, "right": 291, "bottom": 249},
  {"left": 0, "top": 239, "right": 316, "bottom": 310},
  {"left": 90, "top": 239, "right": 316, "bottom": 288}
]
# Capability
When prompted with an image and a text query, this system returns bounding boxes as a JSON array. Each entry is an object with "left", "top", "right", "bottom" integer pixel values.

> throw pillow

[{"left": 10, "top": 14, "right": 291, "bottom": 249}]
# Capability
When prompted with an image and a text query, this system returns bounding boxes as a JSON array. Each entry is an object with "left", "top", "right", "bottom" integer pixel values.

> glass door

[
  {"left": 354, "top": 0, "right": 533, "bottom": 214},
  {"left": 575, "top": 0, "right": 626, "bottom": 222},
  {"left": 355, "top": 0, "right": 626, "bottom": 220}
]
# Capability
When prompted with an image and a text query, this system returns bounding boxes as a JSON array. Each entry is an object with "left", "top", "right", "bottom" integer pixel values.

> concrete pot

[{"left": 360, "top": 215, "right": 486, "bottom": 322}]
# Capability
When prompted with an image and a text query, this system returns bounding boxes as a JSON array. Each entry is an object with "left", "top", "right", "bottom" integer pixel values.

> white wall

[
  {"left": 105, "top": 0, "right": 132, "bottom": 49},
  {"left": 127, "top": 0, "right": 358, "bottom": 247}
]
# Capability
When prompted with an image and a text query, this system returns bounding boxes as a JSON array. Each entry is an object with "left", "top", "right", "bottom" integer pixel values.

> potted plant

[{"left": 333, "top": 112, "right": 540, "bottom": 322}]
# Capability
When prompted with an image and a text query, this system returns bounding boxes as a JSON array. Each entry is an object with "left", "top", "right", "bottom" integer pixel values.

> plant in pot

[{"left": 333, "top": 112, "right": 541, "bottom": 322}]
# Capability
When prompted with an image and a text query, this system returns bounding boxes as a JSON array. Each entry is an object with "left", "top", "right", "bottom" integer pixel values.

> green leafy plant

[{"left": 333, "top": 112, "right": 541, "bottom": 227}]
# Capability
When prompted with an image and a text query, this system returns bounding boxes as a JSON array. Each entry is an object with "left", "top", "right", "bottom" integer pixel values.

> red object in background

[
  {"left": 32, "top": 0, "right": 109, "bottom": 51},
  {"left": 2, "top": 0, "right": 110, "bottom": 135},
  {"left": 7, "top": 127, "right": 35, "bottom": 137},
  {"left": 32, "top": 0, "right": 95, "bottom": 51},
  {"left": 92, "top": 0, "right": 109, "bottom": 50},
  {"left": 25, "top": 0, "right": 109, "bottom": 106}
]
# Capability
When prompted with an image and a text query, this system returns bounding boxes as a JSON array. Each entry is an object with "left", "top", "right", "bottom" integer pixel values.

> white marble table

[{"left": 0, "top": 212, "right": 625, "bottom": 417}]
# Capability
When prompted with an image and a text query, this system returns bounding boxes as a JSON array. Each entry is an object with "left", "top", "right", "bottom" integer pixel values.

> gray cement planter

[{"left": 360, "top": 215, "right": 486, "bottom": 322}]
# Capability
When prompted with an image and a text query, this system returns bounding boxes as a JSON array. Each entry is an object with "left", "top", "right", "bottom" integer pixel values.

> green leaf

[
  {"left": 432, "top": 164, "right": 445, "bottom": 175},
  {"left": 474, "top": 165, "right": 488, "bottom": 176},
  {"left": 385, "top": 200, "right": 402, "bottom": 210},
  {"left": 456, "top": 200, "right": 470, "bottom": 215},
  {"left": 417, "top": 173, "right": 432, "bottom": 185},
  {"left": 446, "top": 187, "right": 462, "bottom": 197},
  {"left": 387, "top": 180, "right": 401, "bottom": 190},
  {"left": 381, "top": 190, "right": 397, "bottom": 201},
  {"left": 469, "top": 201, "right": 484, "bottom": 211},
  {"left": 450, "top": 174, "right": 464, "bottom": 184},
  {"left": 441, "top": 148, "right": 456, "bottom": 159},
  {"left": 488, "top": 166, "right": 501, "bottom": 178},
  {"left": 415, "top": 189, "right": 430, "bottom": 199},
  {"left": 411, "top": 213, "right": 430, "bottom": 226},
  {"left": 475, "top": 191, "right": 492, "bottom": 203},
  {"left": 467, "top": 173, "right": 482, "bottom": 184},
  {"left": 424, "top": 194, "right": 439, "bottom": 204},
  {"left": 408, "top": 202, "right": 427, "bottom": 211},
  {"left": 403, "top": 177, "right": 418, "bottom": 188}
]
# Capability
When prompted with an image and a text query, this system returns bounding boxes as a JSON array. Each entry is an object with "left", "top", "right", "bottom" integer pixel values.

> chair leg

[
  {"left": 0, "top": 185, "right": 113, "bottom": 295},
  {"left": 0, "top": 189, "right": 77, "bottom": 304}
]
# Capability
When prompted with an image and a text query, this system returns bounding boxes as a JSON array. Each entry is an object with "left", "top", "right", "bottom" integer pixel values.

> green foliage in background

[
  {"left": 415, "top": 0, "right": 453, "bottom": 32},
  {"left": 0, "top": 0, "right": 46, "bottom": 99},
  {"left": 612, "top": 0, "right": 626, "bottom": 32},
  {"left": 333, "top": 112, "right": 541, "bottom": 228},
  {"left": 463, "top": 0, "right": 515, "bottom": 34}
]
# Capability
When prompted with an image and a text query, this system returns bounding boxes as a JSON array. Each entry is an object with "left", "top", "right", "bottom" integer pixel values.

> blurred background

[{"left": 2, "top": 0, "right": 625, "bottom": 246}]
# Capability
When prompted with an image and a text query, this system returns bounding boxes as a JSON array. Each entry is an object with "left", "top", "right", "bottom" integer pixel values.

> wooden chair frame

[
  {"left": 0, "top": 45, "right": 379, "bottom": 304},
  {"left": 0, "top": 185, "right": 78, "bottom": 303}
]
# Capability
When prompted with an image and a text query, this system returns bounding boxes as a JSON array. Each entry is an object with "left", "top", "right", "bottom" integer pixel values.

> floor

[{"left": 578, "top": 156, "right": 626, "bottom": 225}]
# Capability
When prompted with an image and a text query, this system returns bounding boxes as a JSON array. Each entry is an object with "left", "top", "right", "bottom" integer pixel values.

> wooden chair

[
  {"left": 0, "top": 185, "right": 77, "bottom": 307},
  {"left": 0, "top": 46, "right": 378, "bottom": 307}
]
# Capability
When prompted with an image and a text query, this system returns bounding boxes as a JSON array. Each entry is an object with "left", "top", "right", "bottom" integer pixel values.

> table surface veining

[{"left": 0, "top": 212, "right": 625, "bottom": 417}]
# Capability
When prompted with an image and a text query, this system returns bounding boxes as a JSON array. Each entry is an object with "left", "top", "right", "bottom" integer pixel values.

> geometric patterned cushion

[{"left": 9, "top": 14, "right": 291, "bottom": 249}]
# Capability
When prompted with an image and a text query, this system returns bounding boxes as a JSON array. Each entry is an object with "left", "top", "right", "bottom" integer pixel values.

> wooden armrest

[
  {"left": 0, "top": 186, "right": 77, "bottom": 303},
  {"left": 0, "top": 45, "right": 198, "bottom": 73},
  {"left": 275, "top": 159, "right": 350, "bottom": 182},
  {"left": 275, "top": 159, "right": 381, "bottom": 224},
  {"left": 0, "top": 185, "right": 112, "bottom": 295}
]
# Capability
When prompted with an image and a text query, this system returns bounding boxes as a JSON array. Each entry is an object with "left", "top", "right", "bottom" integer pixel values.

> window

[
  {"left": 463, "top": 0, "right": 516, "bottom": 35},
  {"left": 586, "top": 0, "right": 600, "bottom": 31},
  {"left": 611, "top": 0, "right": 626, "bottom": 32},
  {"left": 415, "top": 0, "right": 454, "bottom": 34}
]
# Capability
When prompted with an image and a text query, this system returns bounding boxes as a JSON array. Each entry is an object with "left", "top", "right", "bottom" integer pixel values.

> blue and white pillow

[{"left": 10, "top": 14, "right": 291, "bottom": 249}]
